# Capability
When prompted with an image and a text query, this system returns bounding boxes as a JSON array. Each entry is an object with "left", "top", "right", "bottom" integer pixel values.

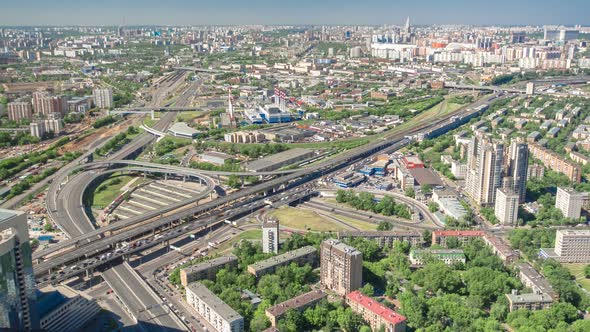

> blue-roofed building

[
  {"left": 259, "top": 105, "right": 292, "bottom": 124},
  {"left": 244, "top": 109, "right": 263, "bottom": 124},
  {"left": 334, "top": 172, "right": 365, "bottom": 188}
]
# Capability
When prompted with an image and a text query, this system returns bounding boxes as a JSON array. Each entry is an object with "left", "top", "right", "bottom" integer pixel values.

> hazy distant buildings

[
  {"left": 320, "top": 239, "right": 362, "bottom": 296},
  {"left": 32, "top": 91, "right": 67, "bottom": 117},
  {"left": 29, "top": 113, "right": 64, "bottom": 138},
  {"left": 543, "top": 27, "right": 579, "bottom": 42},
  {"left": 7, "top": 101, "right": 33, "bottom": 122},
  {"left": 92, "top": 88, "right": 113, "bottom": 109}
]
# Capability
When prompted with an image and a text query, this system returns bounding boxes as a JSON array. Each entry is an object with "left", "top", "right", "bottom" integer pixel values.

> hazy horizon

[{"left": 0, "top": 0, "right": 588, "bottom": 27}]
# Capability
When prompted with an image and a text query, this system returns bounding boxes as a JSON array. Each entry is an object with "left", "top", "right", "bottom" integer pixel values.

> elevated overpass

[
  {"left": 35, "top": 94, "right": 500, "bottom": 285},
  {"left": 445, "top": 83, "right": 525, "bottom": 94}
]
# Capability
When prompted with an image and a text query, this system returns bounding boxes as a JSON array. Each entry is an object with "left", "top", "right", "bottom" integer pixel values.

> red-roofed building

[
  {"left": 402, "top": 156, "right": 424, "bottom": 169},
  {"left": 346, "top": 291, "right": 407, "bottom": 332},
  {"left": 432, "top": 230, "right": 485, "bottom": 246}
]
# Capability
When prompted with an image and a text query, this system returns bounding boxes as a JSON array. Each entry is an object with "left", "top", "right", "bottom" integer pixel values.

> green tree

[
  {"left": 422, "top": 230, "right": 432, "bottom": 246},
  {"left": 405, "top": 187, "right": 415, "bottom": 198},
  {"left": 377, "top": 221, "right": 393, "bottom": 231},
  {"left": 421, "top": 184, "right": 433, "bottom": 195},
  {"left": 44, "top": 222, "right": 54, "bottom": 232},
  {"left": 428, "top": 201, "right": 439, "bottom": 213},
  {"left": 359, "top": 283, "right": 375, "bottom": 296}
]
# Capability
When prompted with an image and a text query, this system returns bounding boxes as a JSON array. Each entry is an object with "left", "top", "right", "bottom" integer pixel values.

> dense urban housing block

[{"left": 320, "top": 239, "right": 363, "bottom": 296}]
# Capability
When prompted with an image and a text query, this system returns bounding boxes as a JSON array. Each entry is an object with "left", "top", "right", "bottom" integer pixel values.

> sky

[{"left": 0, "top": 0, "right": 588, "bottom": 26}]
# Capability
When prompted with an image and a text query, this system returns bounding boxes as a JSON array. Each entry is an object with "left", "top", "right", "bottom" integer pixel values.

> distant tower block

[
  {"left": 227, "top": 88, "right": 234, "bottom": 120},
  {"left": 262, "top": 217, "right": 279, "bottom": 254},
  {"left": 526, "top": 82, "right": 535, "bottom": 95}
]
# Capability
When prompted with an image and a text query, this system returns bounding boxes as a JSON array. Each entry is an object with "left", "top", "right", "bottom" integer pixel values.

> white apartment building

[
  {"left": 186, "top": 282, "right": 244, "bottom": 332},
  {"left": 495, "top": 188, "right": 519, "bottom": 225},
  {"left": 554, "top": 230, "right": 590, "bottom": 263},
  {"left": 555, "top": 187, "right": 587, "bottom": 220},
  {"left": 92, "top": 88, "right": 113, "bottom": 109},
  {"left": 262, "top": 219, "right": 279, "bottom": 254}
]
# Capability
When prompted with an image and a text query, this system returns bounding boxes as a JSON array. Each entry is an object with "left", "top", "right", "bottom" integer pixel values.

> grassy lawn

[
  {"left": 334, "top": 215, "right": 378, "bottom": 231},
  {"left": 215, "top": 229, "right": 262, "bottom": 252},
  {"left": 92, "top": 174, "right": 138, "bottom": 208},
  {"left": 269, "top": 206, "right": 348, "bottom": 232},
  {"left": 213, "top": 228, "right": 294, "bottom": 254},
  {"left": 176, "top": 111, "right": 203, "bottom": 122},
  {"left": 564, "top": 263, "right": 590, "bottom": 292},
  {"left": 143, "top": 117, "right": 158, "bottom": 128}
]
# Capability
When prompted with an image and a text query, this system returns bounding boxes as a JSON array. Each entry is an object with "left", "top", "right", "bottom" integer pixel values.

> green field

[
  {"left": 92, "top": 174, "right": 138, "bottom": 208},
  {"left": 176, "top": 111, "right": 203, "bottom": 122},
  {"left": 563, "top": 263, "right": 590, "bottom": 292},
  {"left": 269, "top": 206, "right": 348, "bottom": 232},
  {"left": 215, "top": 229, "right": 262, "bottom": 253},
  {"left": 333, "top": 215, "right": 378, "bottom": 231}
]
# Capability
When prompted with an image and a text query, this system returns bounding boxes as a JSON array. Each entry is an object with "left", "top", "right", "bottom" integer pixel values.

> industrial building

[
  {"left": 245, "top": 148, "right": 315, "bottom": 172},
  {"left": 167, "top": 122, "right": 200, "bottom": 139},
  {"left": 258, "top": 105, "right": 292, "bottom": 124},
  {"left": 432, "top": 188, "right": 468, "bottom": 221},
  {"left": 333, "top": 172, "right": 365, "bottom": 188},
  {"left": 199, "top": 151, "right": 234, "bottom": 166}
]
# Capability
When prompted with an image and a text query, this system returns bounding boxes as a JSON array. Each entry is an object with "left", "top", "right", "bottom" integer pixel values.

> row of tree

[{"left": 336, "top": 190, "right": 412, "bottom": 219}]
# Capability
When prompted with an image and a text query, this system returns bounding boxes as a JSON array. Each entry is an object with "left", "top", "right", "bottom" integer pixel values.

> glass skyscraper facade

[{"left": 0, "top": 209, "right": 39, "bottom": 331}]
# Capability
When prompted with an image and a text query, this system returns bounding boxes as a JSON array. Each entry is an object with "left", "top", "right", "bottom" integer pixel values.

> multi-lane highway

[
  {"left": 37, "top": 93, "right": 500, "bottom": 276},
  {"left": 35, "top": 84, "right": 503, "bottom": 330},
  {"left": 43, "top": 73, "right": 190, "bottom": 331}
]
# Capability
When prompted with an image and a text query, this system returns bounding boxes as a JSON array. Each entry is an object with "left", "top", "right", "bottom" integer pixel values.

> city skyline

[{"left": 1, "top": 0, "right": 590, "bottom": 26}]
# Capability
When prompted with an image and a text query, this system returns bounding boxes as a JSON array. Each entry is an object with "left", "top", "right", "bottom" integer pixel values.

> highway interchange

[{"left": 31, "top": 69, "right": 528, "bottom": 331}]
